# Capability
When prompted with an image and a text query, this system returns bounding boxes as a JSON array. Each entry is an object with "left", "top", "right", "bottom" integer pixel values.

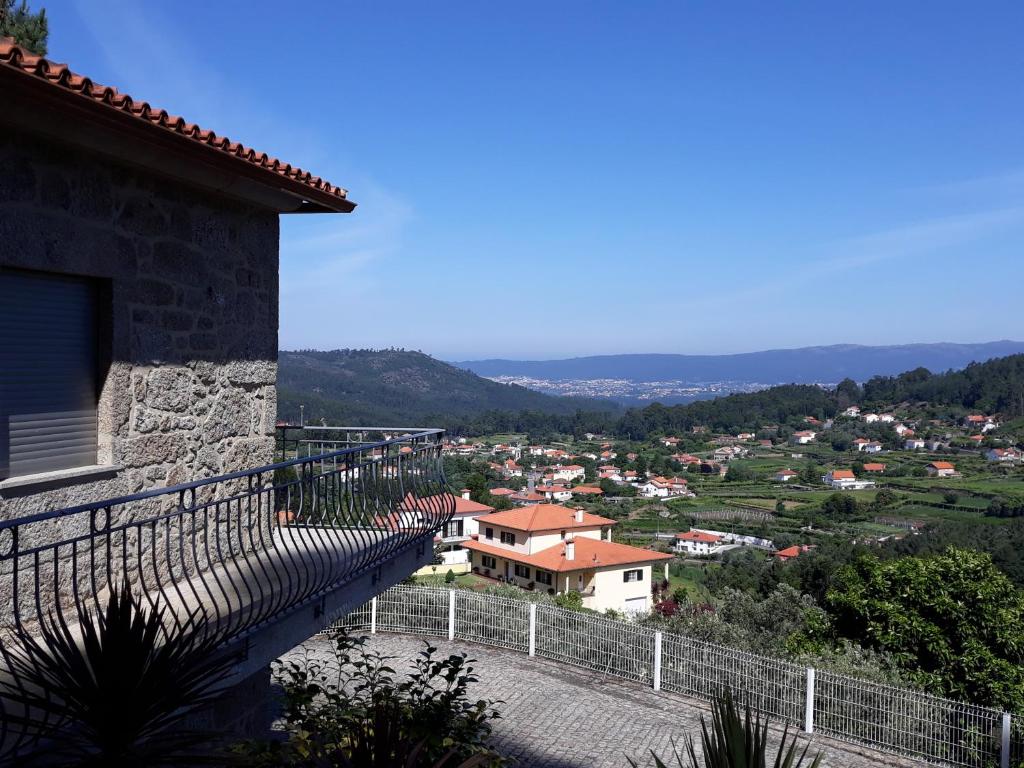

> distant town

[{"left": 485, "top": 376, "right": 786, "bottom": 404}]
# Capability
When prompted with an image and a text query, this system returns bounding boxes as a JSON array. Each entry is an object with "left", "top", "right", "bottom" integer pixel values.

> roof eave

[{"left": 0, "top": 64, "right": 355, "bottom": 214}]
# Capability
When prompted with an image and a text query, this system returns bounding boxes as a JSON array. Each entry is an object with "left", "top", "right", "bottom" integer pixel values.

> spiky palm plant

[
  {"left": 1, "top": 582, "right": 237, "bottom": 766},
  {"left": 629, "top": 690, "right": 822, "bottom": 768}
]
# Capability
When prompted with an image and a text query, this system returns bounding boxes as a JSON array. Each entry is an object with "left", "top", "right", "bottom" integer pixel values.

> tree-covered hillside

[
  {"left": 862, "top": 354, "right": 1024, "bottom": 416},
  {"left": 277, "top": 349, "right": 620, "bottom": 426}
]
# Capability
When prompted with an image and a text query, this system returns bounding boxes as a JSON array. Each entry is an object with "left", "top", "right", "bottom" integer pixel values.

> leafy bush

[
  {"left": 445, "top": 569, "right": 457, "bottom": 584},
  {"left": 1, "top": 582, "right": 234, "bottom": 766},
  {"left": 234, "top": 629, "right": 504, "bottom": 767}
]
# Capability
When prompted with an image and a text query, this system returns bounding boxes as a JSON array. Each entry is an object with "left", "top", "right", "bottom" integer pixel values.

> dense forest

[{"left": 861, "top": 354, "right": 1024, "bottom": 417}]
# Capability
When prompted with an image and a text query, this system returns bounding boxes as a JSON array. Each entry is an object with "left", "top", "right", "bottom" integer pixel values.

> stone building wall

[{"left": 0, "top": 128, "right": 280, "bottom": 519}]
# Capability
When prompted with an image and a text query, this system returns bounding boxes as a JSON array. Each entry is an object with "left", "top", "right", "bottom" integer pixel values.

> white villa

[
  {"left": 774, "top": 469, "right": 798, "bottom": 482},
  {"left": 791, "top": 430, "right": 817, "bottom": 445},
  {"left": 675, "top": 530, "right": 724, "bottom": 556},
  {"left": 549, "top": 464, "right": 586, "bottom": 483},
  {"left": 638, "top": 476, "right": 690, "bottom": 498},
  {"left": 463, "top": 504, "right": 672, "bottom": 614},
  {"left": 926, "top": 461, "right": 957, "bottom": 478},
  {"left": 823, "top": 469, "right": 875, "bottom": 490}
]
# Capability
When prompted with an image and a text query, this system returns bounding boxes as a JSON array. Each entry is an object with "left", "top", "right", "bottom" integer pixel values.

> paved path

[{"left": 290, "top": 633, "right": 930, "bottom": 768}]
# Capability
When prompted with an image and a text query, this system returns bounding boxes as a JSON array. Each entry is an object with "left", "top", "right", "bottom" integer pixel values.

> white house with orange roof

[
  {"left": 823, "top": 469, "right": 874, "bottom": 490},
  {"left": 399, "top": 490, "right": 495, "bottom": 567},
  {"left": 549, "top": 464, "right": 585, "bottom": 483},
  {"left": 638, "top": 476, "right": 691, "bottom": 498},
  {"left": 791, "top": 430, "right": 817, "bottom": 445},
  {"left": 502, "top": 459, "right": 524, "bottom": 478},
  {"left": 463, "top": 504, "right": 672, "bottom": 614},
  {"left": 535, "top": 484, "right": 573, "bottom": 502},
  {"left": 674, "top": 530, "right": 724, "bottom": 556},
  {"left": 926, "top": 461, "right": 957, "bottom": 478},
  {"left": 986, "top": 448, "right": 1023, "bottom": 463},
  {"left": 774, "top": 468, "right": 798, "bottom": 482}
]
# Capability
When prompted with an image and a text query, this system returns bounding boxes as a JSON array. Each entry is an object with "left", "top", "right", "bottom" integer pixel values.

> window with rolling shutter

[{"left": 0, "top": 269, "right": 99, "bottom": 480}]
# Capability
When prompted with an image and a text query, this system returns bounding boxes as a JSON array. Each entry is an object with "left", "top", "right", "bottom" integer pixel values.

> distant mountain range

[
  {"left": 453, "top": 342, "right": 1024, "bottom": 384},
  {"left": 277, "top": 349, "right": 620, "bottom": 426}
]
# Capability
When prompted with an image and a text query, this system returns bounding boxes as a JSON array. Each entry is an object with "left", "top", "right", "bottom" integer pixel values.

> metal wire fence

[
  {"left": 660, "top": 632, "right": 806, "bottom": 724},
  {"left": 331, "top": 585, "right": 1021, "bottom": 768}
]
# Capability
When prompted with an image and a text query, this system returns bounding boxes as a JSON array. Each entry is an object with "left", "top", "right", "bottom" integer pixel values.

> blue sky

[{"left": 46, "top": 1, "right": 1024, "bottom": 359}]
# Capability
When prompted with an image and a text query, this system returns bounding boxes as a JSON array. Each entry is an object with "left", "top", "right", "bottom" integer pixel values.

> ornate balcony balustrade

[{"left": 0, "top": 426, "right": 453, "bottom": 757}]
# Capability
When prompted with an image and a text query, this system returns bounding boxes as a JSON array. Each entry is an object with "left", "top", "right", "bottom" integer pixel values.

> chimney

[
  {"left": 575, "top": 508, "right": 584, "bottom": 523},
  {"left": 461, "top": 488, "right": 471, "bottom": 500},
  {"left": 565, "top": 537, "right": 575, "bottom": 561}
]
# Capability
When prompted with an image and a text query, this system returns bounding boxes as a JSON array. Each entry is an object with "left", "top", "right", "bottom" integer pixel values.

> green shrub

[
  {"left": 234, "top": 629, "right": 504, "bottom": 767},
  {"left": 445, "top": 569, "right": 457, "bottom": 584}
]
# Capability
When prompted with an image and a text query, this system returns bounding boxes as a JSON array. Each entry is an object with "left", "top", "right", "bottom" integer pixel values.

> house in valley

[
  {"left": 674, "top": 530, "right": 724, "bottom": 556},
  {"left": 824, "top": 469, "right": 874, "bottom": 490},
  {"left": 774, "top": 469, "right": 798, "bottom": 482},
  {"left": 791, "top": 430, "right": 816, "bottom": 445},
  {"left": 926, "top": 461, "right": 957, "bottom": 478},
  {"left": 463, "top": 504, "right": 672, "bottom": 613}
]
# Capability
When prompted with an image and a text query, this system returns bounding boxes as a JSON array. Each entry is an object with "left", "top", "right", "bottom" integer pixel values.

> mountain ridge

[
  {"left": 277, "top": 349, "right": 620, "bottom": 426},
  {"left": 453, "top": 341, "right": 1024, "bottom": 383}
]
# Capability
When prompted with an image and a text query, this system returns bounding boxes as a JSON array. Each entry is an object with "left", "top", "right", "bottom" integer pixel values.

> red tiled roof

[
  {"left": 676, "top": 531, "right": 721, "bottom": 543},
  {"left": 489, "top": 487, "right": 516, "bottom": 496},
  {"left": 464, "top": 536, "right": 671, "bottom": 573},
  {"left": 399, "top": 492, "right": 493, "bottom": 516},
  {"left": 862, "top": 463, "right": 886, "bottom": 471},
  {"left": 829, "top": 470, "right": 855, "bottom": 479},
  {"left": 478, "top": 503, "right": 615, "bottom": 532},
  {"left": 929, "top": 461, "right": 955, "bottom": 470},
  {"left": 0, "top": 38, "right": 353, "bottom": 213}
]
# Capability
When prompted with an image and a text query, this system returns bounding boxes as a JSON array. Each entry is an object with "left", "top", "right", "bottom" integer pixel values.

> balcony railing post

[
  {"left": 448, "top": 589, "right": 456, "bottom": 641},
  {"left": 370, "top": 597, "right": 378, "bottom": 634},
  {"left": 528, "top": 603, "right": 536, "bottom": 657},
  {"left": 653, "top": 631, "right": 662, "bottom": 691},
  {"left": 804, "top": 667, "right": 816, "bottom": 734},
  {"left": 1001, "top": 712, "right": 1011, "bottom": 768}
]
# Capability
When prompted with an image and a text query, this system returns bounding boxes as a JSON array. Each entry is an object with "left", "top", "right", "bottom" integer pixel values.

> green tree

[
  {"left": 1, "top": 0, "right": 48, "bottom": 55},
  {"left": 821, "top": 493, "right": 858, "bottom": 520},
  {"left": 826, "top": 548, "right": 1024, "bottom": 711}
]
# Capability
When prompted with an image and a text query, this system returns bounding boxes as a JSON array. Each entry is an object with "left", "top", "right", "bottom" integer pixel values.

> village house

[
  {"left": 862, "top": 413, "right": 880, "bottom": 423},
  {"left": 878, "top": 414, "right": 896, "bottom": 423},
  {"left": 403, "top": 490, "right": 494, "bottom": 569},
  {"left": 501, "top": 459, "right": 524, "bottom": 478},
  {"left": 774, "top": 468, "right": 798, "bottom": 482},
  {"left": 904, "top": 438, "right": 926, "bottom": 450},
  {"left": 823, "top": 469, "right": 875, "bottom": 490},
  {"left": 853, "top": 438, "right": 871, "bottom": 451},
  {"left": 463, "top": 504, "right": 672, "bottom": 613},
  {"left": 662, "top": 437, "right": 680, "bottom": 447},
  {"left": 549, "top": 464, "right": 585, "bottom": 483},
  {"left": 894, "top": 424, "right": 913, "bottom": 437},
  {"left": 843, "top": 406, "right": 861, "bottom": 417},
  {"left": 986, "top": 448, "right": 1023, "bottom": 463},
  {"left": 863, "top": 441, "right": 884, "bottom": 453},
  {"left": 791, "top": 430, "right": 817, "bottom": 445},
  {"left": 638, "top": 476, "right": 690, "bottom": 498},
  {"left": 862, "top": 462, "right": 886, "bottom": 473},
  {"left": 926, "top": 461, "right": 957, "bottom": 478},
  {"left": 775, "top": 544, "right": 814, "bottom": 562},
  {"left": 674, "top": 530, "right": 723, "bottom": 556},
  {"left": 535, "top": 484, "right": 573, "bottom": 503}
]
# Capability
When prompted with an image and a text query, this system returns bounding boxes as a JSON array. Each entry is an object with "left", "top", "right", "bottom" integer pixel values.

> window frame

[{"left": 623, "top": 569, "right": 643, "bottom": 583}]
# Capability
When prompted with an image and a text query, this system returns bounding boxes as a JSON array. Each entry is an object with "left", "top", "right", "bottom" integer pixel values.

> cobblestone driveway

[{"left": 289, "top": 633, "right": 930, "bottom": 768}]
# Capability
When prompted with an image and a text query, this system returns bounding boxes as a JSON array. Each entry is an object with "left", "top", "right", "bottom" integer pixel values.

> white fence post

[
  {"left": 448, "top": 589, "right": 456, "bottom": 641},
  {"left": 804, "top": 667, "right": 816, "bottom": 734},
  {"left": 528, "top": 603, "right": 537, "bottom": 657},
  {"left": 1001, "top": 712, "right": 1011, "bottom": 768},
  {"left": 370, "top": 597, "right": 377, "bottom": 634},
  {"left": 653, "top": 632, "right": 663, "bottom": 691}
]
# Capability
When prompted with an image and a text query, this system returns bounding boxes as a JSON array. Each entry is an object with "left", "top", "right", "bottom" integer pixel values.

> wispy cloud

[{"left": 683, "top": 205, "right": 1024, "bottom": 312}]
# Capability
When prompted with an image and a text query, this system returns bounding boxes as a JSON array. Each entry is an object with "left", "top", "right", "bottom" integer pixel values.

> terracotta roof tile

[
  {"left": 464, "top": 536, "right": 671, "bottom": 573},
  {"left": 477, "top": 503, "right": 615, "bottom": 532},
  {"left": 0, "top": 38, "right": 352, "bottom": 211}
]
